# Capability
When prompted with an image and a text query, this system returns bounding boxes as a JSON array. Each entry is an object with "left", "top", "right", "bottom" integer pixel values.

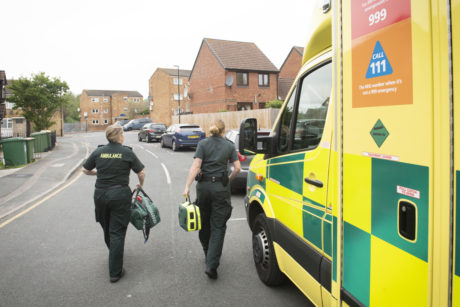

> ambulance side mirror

[{"left": 239, "top": 118, "right": 274, "bottom": 155}]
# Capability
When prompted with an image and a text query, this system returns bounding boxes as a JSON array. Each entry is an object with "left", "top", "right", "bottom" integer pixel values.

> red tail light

[
  {"left": 237, "top": 152, "right": 247, "bottom": 162},
  {"left": 149, "top": 129, "right": 153, "bottom": 133}
]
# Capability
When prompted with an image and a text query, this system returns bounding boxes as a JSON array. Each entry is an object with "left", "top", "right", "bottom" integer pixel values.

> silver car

[{"left": 225, "top": 128, "right": 271, "bottom": 193}]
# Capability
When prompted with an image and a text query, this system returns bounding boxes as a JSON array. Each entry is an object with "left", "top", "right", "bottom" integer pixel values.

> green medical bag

[{"left": 130, "top": 187, "right": 160, "bottom": 242}]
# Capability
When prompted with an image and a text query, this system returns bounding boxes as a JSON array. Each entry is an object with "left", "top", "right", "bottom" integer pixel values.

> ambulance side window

[
  {"left": 292, "top": 62, "right": 331, "bottom": 151},
  {"left": 278, "top": 87, "right": 296, "bottom": 153}
]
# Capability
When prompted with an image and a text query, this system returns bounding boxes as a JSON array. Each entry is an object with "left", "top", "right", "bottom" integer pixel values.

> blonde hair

[
  {"left": 106, "top": 124, "right": 124, "bottom": 143},
  {"left": 209, "top": 119, "right": 225, "bottom": 136}
]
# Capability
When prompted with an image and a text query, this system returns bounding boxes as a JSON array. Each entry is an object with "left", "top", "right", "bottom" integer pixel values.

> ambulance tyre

[{"left": 252, "top": 213, "right": 284, "bottom": 286}]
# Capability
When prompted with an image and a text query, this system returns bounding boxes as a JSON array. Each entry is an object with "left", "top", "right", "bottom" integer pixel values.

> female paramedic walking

[
  {"left": 82, "top": 124, "right": 145, "bottom": 283},
  {"left": 183, "top": 119, "right": 241, "bottom": 279}
]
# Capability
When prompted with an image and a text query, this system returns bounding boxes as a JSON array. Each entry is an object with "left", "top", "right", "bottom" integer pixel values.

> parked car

[
  {"left": 160, "top": 124, "right": 205, "bottom": 151},
  {"left": 115, "top": 119, "right": 130, "bottom": 127},
  {"left": 138, "top": 123, "right": 167, "bottom": 143},
  {"left": 225, "top": 128, "right": 271, "bottom": 193},
  {"left": 123, "top": 118, "right": 152, "bottom": 131}
]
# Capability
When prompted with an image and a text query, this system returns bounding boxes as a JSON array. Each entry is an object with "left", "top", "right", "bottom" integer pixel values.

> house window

[
  {"left": 134, "top": 98, "right": 140, "bottom": 103},
  {"left": 237, "top": 102, "right": 252, "bottom": 110},
  {"left": 103, "top": 98, "right": 108, "bottom": 102},
  {"left": 174, "top": 94, "right": 183, "bottom": 100},
  {"left": 91, "top": 97, "right": 99, "bottom": 103},
  {"left": 123, "top": 97, "right": 128, "bottom": 101},
  {"left": 104, "top": 119, "right": 108, "bottom": 124},
  {"left": 259, "top": 74, "right": 269, "bottom": 87},
  {"left": 236, "top": 72, "right": 248, "bottom": 86},
  {"left": 92, "top": 119, "right": 99, "bottom": 125},
  {"left": 173, "top": 78, "right": 183, "bottom": 85},
  {"left": 124, "top": 107, "right": 128, "bottom": 111},
  {"left": 103, "top": 108, "right": 108, "bottom": 114},
  {"left": 1, "top": 118, "right": 12, "bottom": 129},
  {"left": 92, "top": 109, "right": 99, "bottom": 114}
]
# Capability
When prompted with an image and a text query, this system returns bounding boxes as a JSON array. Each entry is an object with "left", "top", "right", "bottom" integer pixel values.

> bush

[{"left": 265, "top": 99, "right": 283, "bottom": 108}]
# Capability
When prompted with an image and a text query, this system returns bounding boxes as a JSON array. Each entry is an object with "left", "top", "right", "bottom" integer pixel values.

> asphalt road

[{"left": 0, "top": 131, "right": 309, "bottom": 306}]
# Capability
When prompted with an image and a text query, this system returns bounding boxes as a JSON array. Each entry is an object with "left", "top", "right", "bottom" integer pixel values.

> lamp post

[{"left": 174, "top": 65, "right": 181, "bottom": 124}]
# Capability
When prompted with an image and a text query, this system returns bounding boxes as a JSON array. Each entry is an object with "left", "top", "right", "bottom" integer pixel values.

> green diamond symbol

[{"left": 370, "top": 119, "right": 389, "bottom": 148}]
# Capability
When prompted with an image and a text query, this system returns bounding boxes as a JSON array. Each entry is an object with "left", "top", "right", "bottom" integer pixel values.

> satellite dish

[{"left": 225, "top": 75, "right": 234, "bottom": 87}]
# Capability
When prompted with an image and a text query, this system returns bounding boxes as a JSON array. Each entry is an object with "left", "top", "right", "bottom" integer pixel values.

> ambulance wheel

[
  {"left": 252, "top": 214, "right": 284, "bottom": 286},
  {"left": 172, "top": 140, "right": 178, "bottom": 151}
]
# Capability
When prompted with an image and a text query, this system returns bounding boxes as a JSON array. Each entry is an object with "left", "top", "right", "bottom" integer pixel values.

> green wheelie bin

[
  {"left": 1, "top": 137, "right": 28, "bottom": 166},
  {"left": 31, "top": 132, "right": 47, "bottom": 153},
  {"left": 24, "top": 137, "right": 35, "bottom": 163}
]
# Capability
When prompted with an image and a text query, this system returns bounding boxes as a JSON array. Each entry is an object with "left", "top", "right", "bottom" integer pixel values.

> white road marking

[
  {"left": 146, "top": 150, "right": 158, "bottom": 159},
  {"left": 161, "top": 163, "right": 171, "bottom": 184},
  {"left": 229, "top": 218, "right": 246, "bottom": 222},
  {"left": 50, "top": 163, "right": 65, "bottom": 168}
]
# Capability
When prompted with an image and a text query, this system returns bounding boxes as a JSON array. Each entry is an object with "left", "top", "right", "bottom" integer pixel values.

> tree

[
  {"left": 265, "top": 99, "right": 284, "bottom": 108},
  {"left": 62, "top": 93, "right": 81, "bottom": 123},
  {"left": 7, "top": 72, "right": 70, "bottom": 132}
]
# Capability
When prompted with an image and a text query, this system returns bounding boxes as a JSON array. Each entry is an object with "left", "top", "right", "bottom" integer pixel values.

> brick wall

[{"left": 279, "top": 49, "right": 303, "bottom": 79}]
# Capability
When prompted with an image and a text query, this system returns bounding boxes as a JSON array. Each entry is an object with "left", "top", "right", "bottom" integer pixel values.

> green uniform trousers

[
  {"left": 196, "top": 181, "right": 233, "bottom": 270},
  {"left": 94, "top": 186, "right": 131, "bottom": 278}
]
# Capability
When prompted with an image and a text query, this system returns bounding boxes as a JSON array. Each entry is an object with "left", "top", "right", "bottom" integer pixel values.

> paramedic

[
  {"left": 82, "top": 124, "right": 145, "bottom": 283},
  {"left": 183, "top": 119, "right": 241, "bottom": 279}
]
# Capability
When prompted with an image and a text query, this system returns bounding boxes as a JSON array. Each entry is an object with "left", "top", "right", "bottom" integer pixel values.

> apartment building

[
  {"left": 148, "top": 68, "right": 191, "bottom": 126},
  {"left": 79, "top": 90, "right": 143, "bottom": 131}
]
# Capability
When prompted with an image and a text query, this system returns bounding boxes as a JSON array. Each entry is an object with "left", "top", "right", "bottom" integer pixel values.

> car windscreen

[{"left": 151, "top": 124, "right": 166, "bottom": 129}]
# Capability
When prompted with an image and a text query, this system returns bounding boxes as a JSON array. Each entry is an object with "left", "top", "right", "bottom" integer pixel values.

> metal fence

[{"left": 64, "top": 122, "right": 87, "bottom": 133}]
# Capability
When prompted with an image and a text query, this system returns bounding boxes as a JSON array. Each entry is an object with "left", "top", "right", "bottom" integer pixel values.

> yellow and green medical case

[{"left": 178, "top": 198, "right": 201, "bottom": 231}]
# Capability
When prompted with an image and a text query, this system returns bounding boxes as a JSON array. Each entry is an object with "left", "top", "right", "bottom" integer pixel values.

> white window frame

[
  {"left": 103, "top": 98, "right": 108, "bottom": 103},
  {"left": 91, "top": 97, "right": 99, "bottom": 103},
  {"left": 173, "top": 94, "right": 183, "bottom": 100},
  {"left": 92, "top": 119, "right": 99, "bottom": 125},
  {"left": 123, "top": 97, "right": 128, "bottom": 101},
  {"left": 104, "top": 119, "right": 108, "bottom": 124},
  {"left": 173, "top": 78, "right": 183, "bottom": 85},
  {"left": 123, "top": 107, "right": 128, "bottom": 111},
  {"left": 103, "top": 108, "right": 108, "bottom": 114},
  {"left": 92, "top": 109, "right": 99, "bottom": 114}
]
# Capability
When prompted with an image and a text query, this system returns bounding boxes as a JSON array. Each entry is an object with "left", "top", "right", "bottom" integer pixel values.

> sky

[{"left": 1, "top": 0, "right": 316, "bottom": 98}]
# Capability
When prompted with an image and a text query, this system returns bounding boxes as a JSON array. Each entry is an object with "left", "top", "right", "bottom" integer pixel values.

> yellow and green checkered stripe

[{"left": 343, "top": 159, "right": 429, "bottom": 306}]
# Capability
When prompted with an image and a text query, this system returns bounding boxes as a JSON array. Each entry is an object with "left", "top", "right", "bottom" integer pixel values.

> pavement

[{"left": 0, "top": 136, "right": 88, "bottom": 221}]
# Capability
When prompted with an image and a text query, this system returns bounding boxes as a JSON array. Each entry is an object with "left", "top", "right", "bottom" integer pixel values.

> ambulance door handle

[
  {"left": 398, "top": 201, "right": 416, "bottom": 241},
  {"left": 304, "top": 177, "right": 323, "bottom": 188}
]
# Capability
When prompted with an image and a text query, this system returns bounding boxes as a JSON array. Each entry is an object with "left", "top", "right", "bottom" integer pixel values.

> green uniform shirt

[
  {"left": 83, "top": 142, "right": 144, "bottom": 189},
  {"left": 194, "top": 135, "right": 238, "bottom": 176}
]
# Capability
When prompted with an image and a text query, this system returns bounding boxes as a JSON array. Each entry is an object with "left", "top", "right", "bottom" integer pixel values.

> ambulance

[{"left": 239, "top": 0, "right": 459, "bottom": 306}]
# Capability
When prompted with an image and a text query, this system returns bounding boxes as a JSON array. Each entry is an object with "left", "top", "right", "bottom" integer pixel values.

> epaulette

[
  {"left": 123, "top": 145, "right": 133, "bottom": 150},
  {"left": 97, "top": 144, "right": 105, "bottom": 148}
]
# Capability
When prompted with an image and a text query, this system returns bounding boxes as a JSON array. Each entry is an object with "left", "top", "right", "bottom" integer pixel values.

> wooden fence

[{"left": 171, "top": 108, "right": 280, "bottom": 133}]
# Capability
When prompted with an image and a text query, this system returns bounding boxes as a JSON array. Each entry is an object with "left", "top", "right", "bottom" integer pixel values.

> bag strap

[{"left": 132, "top": 187, "right": 151, "bottom": 243}]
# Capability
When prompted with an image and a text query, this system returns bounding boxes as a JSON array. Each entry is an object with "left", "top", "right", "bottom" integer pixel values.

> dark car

[
  {"left": 123, "top": 118, "right": 152, "bottom": 131},
  {"left": 115, "top": 119, "right": 130, "bottom": 127},
  {"left": 225, "top": 128, "right": 271, "bottom": 193},
  {"left": 138, "top": 123, "right": 167, "bottom": 142},
  {"left": 160, "top": 124, "right": 205, "bottom": 151}
]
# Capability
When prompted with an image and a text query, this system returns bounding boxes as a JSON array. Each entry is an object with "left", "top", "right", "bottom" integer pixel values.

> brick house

[
  {"left": 189, "top": 38, "right": 279, "bottom": 113},
  {"left": 79, "top": 90, "right": 143, "bottom": 131},
  {"left": 278, "top": 46, "right": 304, "bottom": 100},
  {"left": 149, "top": 68, "right": 191, "bottom": 127}
]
